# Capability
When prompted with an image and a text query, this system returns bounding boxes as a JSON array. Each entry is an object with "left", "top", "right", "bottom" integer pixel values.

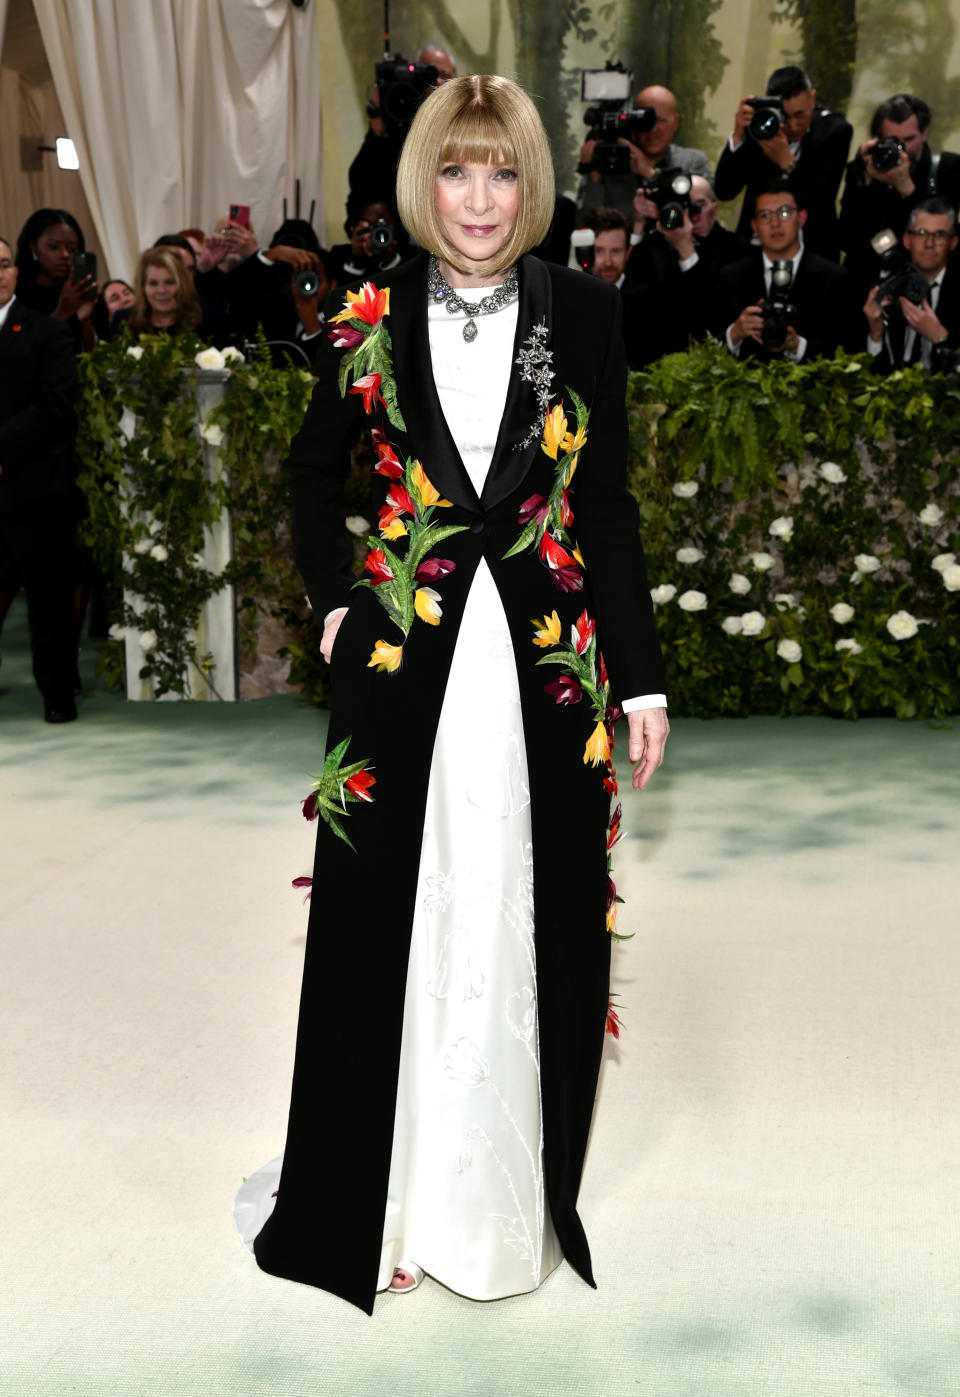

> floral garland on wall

[{"left": 628, "top": 342, "right": 959, "bottom": 721}]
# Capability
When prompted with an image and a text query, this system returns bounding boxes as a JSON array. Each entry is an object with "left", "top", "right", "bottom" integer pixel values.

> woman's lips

[{"left": 461, "top": 224, "right": 498, "bottom": 236}]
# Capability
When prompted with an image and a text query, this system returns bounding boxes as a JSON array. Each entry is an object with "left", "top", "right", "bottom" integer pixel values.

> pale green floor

[{"left": 2, "top": 600, "right": 959, "bottom": 1397}]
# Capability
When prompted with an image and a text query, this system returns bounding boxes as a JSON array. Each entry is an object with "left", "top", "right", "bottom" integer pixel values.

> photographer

[
  {"left": 577, "top": 84, "right": 712, "bottom": 228},
  {"left": 715, "top": 180, "right": 858, "bottom": 363},
  {"left": 840, "top": 93, "right": 960, "bottom": 293},
  {"left": 626, "top": 176, "right": 748, "bottom": 362},
  {"left": 715, "top": 67, "right": 851, "bottom": 261},
  {"left": 863, "top": 199, "right": 960, "bottom": 371},
  {"left": 329, "top": 196, "right": 410, "bottom": 285}
]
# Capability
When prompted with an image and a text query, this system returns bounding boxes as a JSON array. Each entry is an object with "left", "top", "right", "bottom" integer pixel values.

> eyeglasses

[
  {"left": 906, "top": 228, "right": 953, "bottom": 244},
  {"left": 689, "top": 200, "right": 709, "bottom": 215},
  {"left": 754, "top": 205, "right": 798, "bottom": 223}
]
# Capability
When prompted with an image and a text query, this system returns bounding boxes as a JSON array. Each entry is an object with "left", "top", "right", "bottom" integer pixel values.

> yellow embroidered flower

[
  {"left": 572, "top": 544, "right": 585, "bottom": 568},
  {"left": 530, "top": 610, "right": 562, "bottom": 648},
  {"left": 380, "top": 517, "right": 408, "bottom": 540},
  {"left": 564, "top": 453, "right": 580, "bottom": 485},
  {"left": 583, "top": 720, "right": 610, "bottom": 767},
  {"left": 411, "top": 461, "right": 451, "bottom": 508},
  {"left": 562, "top": 423, "right": 588, "bottom": 454},
  {"left": 329, "top": 281, "right": 390, "bottom": 326},
  {"left": 606, "top": 907, "right": 617, "bottom": 933},
  {"left": 368, "top": 639, "right": 404, "bottom": 672},
  {"left": 414, "top": 587, "right": 443, "bottom": 625},
  {"left": 541, "top": 405, "right": 568, "bottom": 460}
]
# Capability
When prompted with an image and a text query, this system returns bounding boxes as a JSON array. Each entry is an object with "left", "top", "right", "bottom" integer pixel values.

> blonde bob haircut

[{"left": 397, "top": 75, "right": 555, "bottom": 278}]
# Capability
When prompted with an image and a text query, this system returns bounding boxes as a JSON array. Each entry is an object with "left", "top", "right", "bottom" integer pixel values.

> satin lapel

[
  {"left": 388, "top": 253, "right": 479, "bottom": 511},
  {"left": 481, "top": 255, "right": 553, "bottom": 511}
]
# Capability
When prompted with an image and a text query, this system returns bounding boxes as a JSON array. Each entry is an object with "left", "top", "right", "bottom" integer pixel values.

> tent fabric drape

[{"left": 32, "top": 0, "right": 321, "bottom": 280}]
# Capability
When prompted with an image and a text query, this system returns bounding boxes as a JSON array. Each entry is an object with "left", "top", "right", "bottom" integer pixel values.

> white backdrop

[{"left": 32, "top": 0, "right": 322, "bottom": 279}]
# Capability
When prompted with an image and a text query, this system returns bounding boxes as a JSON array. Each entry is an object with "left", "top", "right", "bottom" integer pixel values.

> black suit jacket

[
  {"left": 624, "top": 223, "right": 749, "bottom": 364},
  {"left": 714, "top": 248, "right": 860, "bottom": 362},
  {"left": 871, "top": 264, "right": 960, "bottom": 371},
  {"left": 0, "top": 299, "right": 78, "bottom": 516},
  {"left": 839, "top": 145, "right": 960, "bottom": 294},
  {"left": 715, "top": 109, "right": 852, "bottom": 261}
]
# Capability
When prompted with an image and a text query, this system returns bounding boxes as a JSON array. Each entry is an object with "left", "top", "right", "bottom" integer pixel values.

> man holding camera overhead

[
  {"left": 715, "top": 66, "right": 851, "bottom": 261},
  {"left": 863, "top": 198, "right": 960, "bottom": 371},
  {"left": 577, "top": 84, "right": 712, "bottom": 227},
  {"left": 840, "top": 94, "right": 960, "bottom": 295},
  {"left": 714, "top": 179, "right": 858, "bottom": 364}
]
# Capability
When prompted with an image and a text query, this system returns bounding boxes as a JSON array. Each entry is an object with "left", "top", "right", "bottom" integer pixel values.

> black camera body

[
  {"left": 640, "top": 167, "right": 693, "bottom": 231},
  {"left": 870, "top": 229, "right": 930, "bottom": 312},
  {"left": 374, "top": 55, "right": 437, "bottom": 134},
  {"left": 870, "top": 136, "right": 905, "bottom": 173},
  {"left": 762, "top": 260, "right": 797, "bottom": 348},
  {"left": 585, "top": 106, "right": 656, "bottom": 175},
  {"left": 746, "top": 95, "right": 784, "bottom": 143}
]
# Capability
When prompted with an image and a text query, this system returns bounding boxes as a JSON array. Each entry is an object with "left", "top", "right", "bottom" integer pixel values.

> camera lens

[
  {"left": 660, "top": 203, "right": 685, "bottom": 231},
  {"left": 368, "top": 219, "right": 394, "bottom": 250},
  {"left": 871, "top": 137, "right": 904, "bottom": 173},
  {"left": 749, "top": 108, "right": 782, "bottom": 142},
  {"left": 295, "top": 269, "right": 319, "bottom": 296}
]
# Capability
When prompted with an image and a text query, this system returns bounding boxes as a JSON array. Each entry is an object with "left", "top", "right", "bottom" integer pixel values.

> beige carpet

[{"left": 2, "top": 607, "right": 959, "bottom": 1396}]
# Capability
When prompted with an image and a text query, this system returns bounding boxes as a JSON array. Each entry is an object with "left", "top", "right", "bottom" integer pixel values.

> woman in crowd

[
  {"left": 92, "top": 279, "right": 134, "bottom": 339},
  {"left": 14, "top": 208, "right": 98, "bottom": 352},
  {"left": 113, "top": 245, "right": 221, "bottom": 343},
  {"left": 238, "top": 74, "right": 668, "bottom": 1315}
]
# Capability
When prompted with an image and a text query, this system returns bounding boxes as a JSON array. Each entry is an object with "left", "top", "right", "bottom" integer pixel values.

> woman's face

[
  {"left": 31, "top": 222, "right": 79, "bottom": 282},
  {"left": 143, "top": 265, "right": 179, "bottom": 316},
  {"left": 104, "top": 280, "right": 135, "bottom": 314},
  {"left": 434, "top": 160, "right": 519, "bottom": 277}
]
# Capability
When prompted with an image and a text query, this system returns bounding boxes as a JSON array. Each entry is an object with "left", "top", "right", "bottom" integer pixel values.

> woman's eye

[
  {"left": 440, "top": 165, "right": 462, "bottom": 179},
  {"left": 495, "top": 168, "right": 518, "bottom": 181}
]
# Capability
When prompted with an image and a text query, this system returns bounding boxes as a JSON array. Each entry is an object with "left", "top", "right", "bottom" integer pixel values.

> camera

[
  {"left": 367, "top": 218, "right": 395, "bottom": 251},
  {"left": 930, "top": 342, "right": 960, "bottom": 373},
  {"left": 294, "top": 268, "right": 320, "bottom": 296},
  {"left": 761, "top": 259, "right": 797, "bottom": 348},
  {"left": 746, "top": 95, "right": 784, "bottom": 142},
  {"left": 870, "top": 136, "right": 905, "bottom": 173},
  {"left": 374, "top": 55, "right": 438, "bottom": 134},
  {"left": 640, "top": 168, "right": 693, "bottom": 231},
  {"left": 870, "top": 228, "right": 930, "bottom": 311},
  {"left": 581, "top": 61, "right": 655, "bottom": 174}
]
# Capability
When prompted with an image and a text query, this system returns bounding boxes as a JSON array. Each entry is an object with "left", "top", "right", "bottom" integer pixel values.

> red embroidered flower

[
  {"left": 544, "top": 674, "right": 582, "bottom": 706},
  {"left": 364, "top": 548, "right": 395, "bottom": 583},
  {"left": 605, "top": 1001, "right": 623, "bottom": 1038},
  {"left": 373, "top": 440, "right": 404, "bottom": 479},
  {"left": 349, "top": 372, "right": 385, "bottom": 414},
  {"left": 572, "top": 609, "right": 595, "bottom": 656},
  {"left": 292, "top": 875, "right": 313, "bottom": 901},
  {"left": 344, "top": 769, "right": 376, "bottom": 802},
  {"left": 518, "top": 493, "right": 549, "bottom": 526},
  {"left": 384, "top": 482, "right": 416, "bottom": 516},
  {"left": 328, "top": 324, "right": 364, "bottom": 349},
  {"left": 415, "top": 557, "right": 455, "bottom": 582},
  {"left": 301, "top": 792, "right": 319, "bottom": 820}
]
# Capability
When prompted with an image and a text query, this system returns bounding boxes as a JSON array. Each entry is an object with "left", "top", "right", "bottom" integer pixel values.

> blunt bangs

[{"left": 397, "top": 75, "right": 554, "bottom": 278}]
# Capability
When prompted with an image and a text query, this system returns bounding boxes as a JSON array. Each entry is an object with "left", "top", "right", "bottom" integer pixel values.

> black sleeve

[
  {"left": 0, "top": 318, "right": 77, "bottom": 469},
  {"left": 798, "top": 115, "right": 852, "bottom": 215},
  {"left": 714, "top": 138, "right": 751, "bottom": 202}
]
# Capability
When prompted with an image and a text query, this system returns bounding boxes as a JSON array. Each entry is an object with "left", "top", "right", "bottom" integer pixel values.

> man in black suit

[
  {"left": 840, "top": 93, "right": 960, "bottom": 295},
  {"left": 626, "top": 176, "right": 748, "bottom": 363},
  {"left": 0, "top": 235, "right": 79, "bottom": 722},
  {"left": 715, "top": 181, "right": 859, "bottom": 363},
  {"left": 863, "top": 198, "right": 960, "bottom": 371},
  {"left": 715, "top": 66, "right": 851, "bottom": 261}
]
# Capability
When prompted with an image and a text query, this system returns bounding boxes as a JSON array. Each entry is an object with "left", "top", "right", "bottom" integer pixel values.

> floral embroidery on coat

[
  {"left": 299, "top": 736, "right": 376, "bottom": 852},
  {"left": 328, "top": 281, "right": 406, "bottom": 431},
  {"left": 504, "top": 393, "right": 589, "bottom": 593}
]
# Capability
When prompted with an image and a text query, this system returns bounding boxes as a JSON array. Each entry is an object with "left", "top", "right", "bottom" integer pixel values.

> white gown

[{"left": 235, "top": 290, "right": 562, "bottom": 1300}]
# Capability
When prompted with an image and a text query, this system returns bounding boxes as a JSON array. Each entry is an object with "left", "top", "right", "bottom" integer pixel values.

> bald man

[{"left": 577, "top": 84, "right": 713, "bottom": 227}]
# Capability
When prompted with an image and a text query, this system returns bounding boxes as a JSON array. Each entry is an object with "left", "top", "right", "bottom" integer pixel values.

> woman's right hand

[
  {"left": 55, "top": 275, "right": 97, "bottom": 321},
  {"left": 321, "top": 607, "right": 348, "bottom": 663}
]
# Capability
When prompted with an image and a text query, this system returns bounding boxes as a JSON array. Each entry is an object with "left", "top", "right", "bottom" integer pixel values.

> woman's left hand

[{"left": 627, "top": 707, "right": 669, "bottom": 789}]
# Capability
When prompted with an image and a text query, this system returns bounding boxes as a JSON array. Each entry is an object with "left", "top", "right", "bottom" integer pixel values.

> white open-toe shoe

[{"left": 388, "top": 1262, "right": 425, "bottom": 1293}]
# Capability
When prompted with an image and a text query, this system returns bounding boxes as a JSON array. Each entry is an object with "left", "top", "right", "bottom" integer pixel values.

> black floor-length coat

[{"left": 253, "top": 252, "right": 666, "bottom": 1314}]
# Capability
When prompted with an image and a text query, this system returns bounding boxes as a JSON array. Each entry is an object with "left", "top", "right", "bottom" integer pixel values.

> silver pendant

[{"left": 462, "top": 318, "right": 478, "bottom": 343}]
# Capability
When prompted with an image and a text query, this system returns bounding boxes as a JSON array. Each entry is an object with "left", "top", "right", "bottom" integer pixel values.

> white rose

[
  {"left": 221, "top": 346, "right": 245, "bottom": 363},
  {"left": 777, "top": 638, "right": 802, "bottom": 663},
  {"left": 835, "top": 638, "right": 863, "bottom": 655},
  {"left": 768, "top": 516, "right": 794, "bottom": 541},
  {"left": 931, "top": 552, "right": 956, "bottom": 574},
  {"left": 774, "top": 592, "right": 796, "bottom": 611},
  {"left": 345, "top": 515, "right": 371, "bottom": 536},
  {"left": 677, "top": 589, "right": 707, "bottom": 612},
  {"left": 672, "top": 480, "right": 699, "bottom": 498},
  {"left": 108, "top": 623, "right": 126, "bottom": 641},
  {"left": 125, "top": 345, "right": 144, "bottom": 361},
  {"left": 133, "top": 537, "right": 152, "bottom": 555},
  {"left": 675, "top": 546, "right": 704, "bottom": 564},
  {"left": 886, "top": 610, "right": 919, "bottom": 640},
  {"left": 200, "top": 422, "right": 224, "bottom": 447},
  {"left": 918, "top": 503, "right": 944, "bottom": 527},
  {"left": 728, "top": 572, "right": 751, "bottom": 595},
  {"left": 721, "top": 615, "right": 743, "bottom": 635},
  {"left": 750, "top": 552, "right": 775, "bottom": 571},
  {"left": 139, "top": 630, "right": 157, "bottom": 652},
  {"left": 650, "top": 584, "right": 677, "bottom": 605},
  {"left": 740, "top": 611, "right": 766, "bottom": 636},
  {"left": 830, "top": 602, "right": 855, "bottom": 624},
  {"left": 819, "top": 462, "right": 847, "bottom": 484},
  {"left": 149, "top": 544, "right": 168, "bottom": 562},
  {"left": 941, "top": 563, "right": 960, "bottom": 592},
  {"left": 854, "top": 553, "right": 881, "bottom": 574},
  {"left": 194, "top": 346, "right": 225, "bottom": 371}
]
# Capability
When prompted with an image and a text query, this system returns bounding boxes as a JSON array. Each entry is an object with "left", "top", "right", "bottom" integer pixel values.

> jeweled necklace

[{"left": 427, "top": 255, "right": 519, "bottom": 343}]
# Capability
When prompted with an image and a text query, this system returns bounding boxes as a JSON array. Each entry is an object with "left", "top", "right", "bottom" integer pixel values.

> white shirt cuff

[
  {"left": 785, "top": 335, "right": 808, "bottom": 364},
  {"left": 678, "top": 251, "right": 699, "bottom": 272},
  {"left": 728, "top": 134, "right": 743, "bottom": 152},
  {"left": 867, "top": 335, "right": 883, "bottom": 356},
  {"left": 322, "top": 605, "right": 348, "bottom": 627},
  {"left": 725, "top": 325, "right": 743, "bottom": 356},
  {"left": 256, "top": 249, "right": 272, "bottom": 265},
  {"left": 622, "top": 694, "right": 668, "bottom": 712}
]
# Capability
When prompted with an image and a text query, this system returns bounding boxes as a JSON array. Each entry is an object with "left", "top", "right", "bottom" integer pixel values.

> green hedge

[{"left": 627, "top": 341, "right": 959, "bottom": 719}]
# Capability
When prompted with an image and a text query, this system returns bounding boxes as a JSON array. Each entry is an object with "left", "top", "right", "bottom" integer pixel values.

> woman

[
  {"left": 113, "top": 246, "right": 204, "bottom": 339},
  {"left": 92, "top": 279, "right": 135, "bottom": 339},
  {"left": 14, "top": 208, "right": 98, "bottom": 352},
  {"left": 241, "top": 75, "right": 668, "bottom": 1314}
]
